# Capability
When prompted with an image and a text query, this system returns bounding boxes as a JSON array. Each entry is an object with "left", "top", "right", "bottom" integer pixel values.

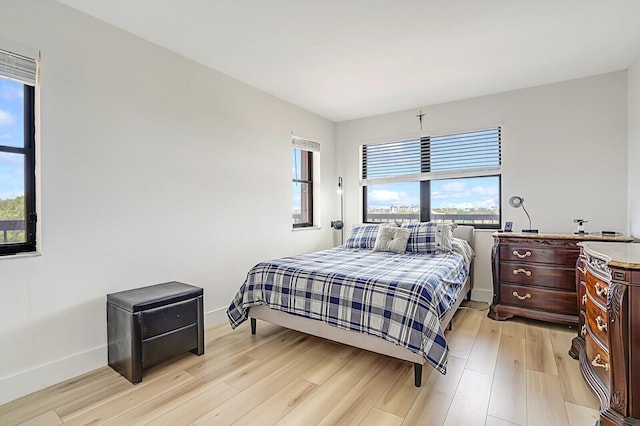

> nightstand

[{"left": 107, "top": 281, "right": 204, "bottom": 383}]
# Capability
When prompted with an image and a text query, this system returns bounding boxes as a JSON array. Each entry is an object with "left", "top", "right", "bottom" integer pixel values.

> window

[
  {"left": 291, "top": 136, "right": 319, "bottom": 228},
  {"left": 0, "top": 48, "right": 37, "bottom": 256},
  {"left": 362, "top": 128, "right": 501, "bottom": 228}
]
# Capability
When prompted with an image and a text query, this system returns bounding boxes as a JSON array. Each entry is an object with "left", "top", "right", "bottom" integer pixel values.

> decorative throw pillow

[
  {"left": 373, "top": 226, "right": 411, "bottom": 254},
  {"left": 402, "top": 222, "right": 457, "bottom": 254},
  {"left": 344, "top": 224, "right": 380, "bottom": 249}
]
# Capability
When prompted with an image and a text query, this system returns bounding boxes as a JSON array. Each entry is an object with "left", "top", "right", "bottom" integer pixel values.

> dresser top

[
  {"left": 493, "top": 232, "right": 634, "bottom": 242},
  {"left": 581, "top": 242, "right": 640, "bottom": 269}
]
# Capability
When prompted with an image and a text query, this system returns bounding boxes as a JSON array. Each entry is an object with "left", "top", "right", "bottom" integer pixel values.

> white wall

[
  {"left": 629, "top": 56, "right": 640, "bottom": 239},
  {"left": 336, "top": 72, "right": 629, "bottom": 302},
  {"left": 0, "top": 1, "right": 336, "bottom": 403}
]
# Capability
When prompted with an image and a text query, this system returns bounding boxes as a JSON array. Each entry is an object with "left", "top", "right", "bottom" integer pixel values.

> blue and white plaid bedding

[{"left": 227, "top": 247, "right": 469, "bottom": 374}]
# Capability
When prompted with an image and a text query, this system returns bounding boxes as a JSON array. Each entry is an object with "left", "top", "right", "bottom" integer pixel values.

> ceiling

[{"left": 56, "top": 0, "right": 640, "bottom": 122}]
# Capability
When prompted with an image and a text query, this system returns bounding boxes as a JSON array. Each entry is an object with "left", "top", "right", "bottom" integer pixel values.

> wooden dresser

[
  {"left": 489, "top": 233, "right": 632, "bottom": 325},
  {"left": 570, "top": 242, "right": 640, "bottom": 425}
]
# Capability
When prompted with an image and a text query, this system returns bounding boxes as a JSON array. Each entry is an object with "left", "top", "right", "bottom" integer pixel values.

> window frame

[
  {"left": 292, "top": 148, "right": 314, "bottom": 228},
  {"left": 361, "top": 128, "right": 501, "bottom": 229},
  {"left": 0, "top": 83, "right": 37, "bottom": 256}
]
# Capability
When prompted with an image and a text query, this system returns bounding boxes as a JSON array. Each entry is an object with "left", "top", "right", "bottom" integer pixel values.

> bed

[{"left": 227, "top": 222, "right": 475, "bottom": 386}]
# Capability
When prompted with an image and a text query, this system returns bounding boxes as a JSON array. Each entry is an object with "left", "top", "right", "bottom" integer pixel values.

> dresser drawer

[
  {"left": 586, "top": 272, "right": 610, "bottom": 307},
  {"left": 586, "top": 294, "right": 608, "bottom": 346},
  {"left": 585, "top": 331, "right": 610, "bottom": 388},
  {"left": 579, "top": 311, "right": 587, "bottom": 337},
  {"left": 500, "top": 246, "right": 578, "bottom": 267},
  {"left": 500, "top": 283, "right": 578, "bottom": 315},
  {"left": 141, "top": 298, "right": 199, "bottom": 339},
  {"left": 500, "top": 262, "right": 576, "bottom": 291}
]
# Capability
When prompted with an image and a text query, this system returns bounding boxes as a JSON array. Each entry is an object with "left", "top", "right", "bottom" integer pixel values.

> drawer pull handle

[
  {"left": 595, "top": 282, "right": 609, "bottom": 297},
  {"left": 577, "top": 266, "right": 586, "bottom": 275},
  {"left": 596, "top": 316, "right": 607, "bottom": 333},
  {"left": 591, "top": 354, "right": 610, "bottom": 372},
  {"left": 581, "top": 325, "right": 586, "bottom": 337},
  {"left": 512, "top": 250, "right": 532, "bottom": 259},
  {"left": 512, "top": 291, "right": 531, "bottom": 301},
  {"left": 513, "top": 268, "right": 532, "bottom": 277},
  {"left": 582, "top": 295, "right": 587, "bottom": 305}
]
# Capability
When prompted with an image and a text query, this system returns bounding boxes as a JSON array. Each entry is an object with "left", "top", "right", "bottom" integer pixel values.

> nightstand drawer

[
  {"left": 500, "top": 246, "right": 578, "bottom": 266},
  {"left": 141, "top": 298, "right": 198, "bottom": 339},
  {"left": 500, "top": 283, "right": 578, "bottom": 315},
  {"left": 142, "top": 324, "right": 199, "bottom": 368},
  {"left": 500, "top": 262, "right": 576, "bottom": 291}
]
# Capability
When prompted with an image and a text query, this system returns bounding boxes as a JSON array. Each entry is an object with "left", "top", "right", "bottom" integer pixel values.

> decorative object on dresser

[
  {"left": 489, "top": 233, "right": 632, "bottom": 325},
  {"left": 508, "top": 195, "right": 538, "bottom": 233},
  {"left": 569, "top": 242, "right": 640, "bottom": 425}
]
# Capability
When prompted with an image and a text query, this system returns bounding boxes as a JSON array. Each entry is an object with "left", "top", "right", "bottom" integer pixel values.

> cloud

[
  {"left": 0, "top": 152, "right": 23, "bottom": 163},
  {"left": 446, "top": 198, "right": 497, "bottom": 209},
  {"left": 471, "top": 185, "right": 498, "bottom": 196},
  {"left": 369, "top": 189, "right": 401, "bottom": 202},
  {"left": 442, "top": 181, "right": 466, "bottom": 192},
  {"left": 0, "top": 110, "right": 15, "bottom": 126},
  {"left": 0, "top": 83, "right": 23, "bottom": 100}
]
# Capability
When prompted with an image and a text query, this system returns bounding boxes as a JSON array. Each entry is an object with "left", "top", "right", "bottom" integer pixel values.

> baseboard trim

[
  {"left": 205, "top": 305, "right": 229, "bottom": 328},
  {"left": 0, "top": 305, "right": 230, "bottom": 405},
  {"left": 471, "top": 287, "right": 493, "bottom": 304},
  {"left": 0, "top": 345, "right": 105, "bottom": 405}
]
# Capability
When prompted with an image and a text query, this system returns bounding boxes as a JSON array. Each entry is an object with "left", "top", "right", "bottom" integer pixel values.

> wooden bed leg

[
  {"left": 250, "top": 318, "right": 256, "bottom": 335},
  {"left": 414, "top": 363, "right": 423, "bottom": 387},
  {"left": 466, "top": 289, "right": 472, "bottom": 301}
]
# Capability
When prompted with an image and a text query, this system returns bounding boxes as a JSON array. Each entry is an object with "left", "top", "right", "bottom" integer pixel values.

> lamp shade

[{"left": 508, "top": 195, "right": 525, "bottom": 208}]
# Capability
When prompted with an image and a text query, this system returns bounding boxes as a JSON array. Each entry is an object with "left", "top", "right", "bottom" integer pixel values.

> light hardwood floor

[{"left": 0, "top": 301, "right": 600, "bottom": 426}]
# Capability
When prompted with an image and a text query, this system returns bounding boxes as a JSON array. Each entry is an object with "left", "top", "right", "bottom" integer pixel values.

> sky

[
  {"left": 367, "top": 176, "right": 500, "bottom": 210},
  {"left": 0, "top": 78, "right": 25, "bottom": 200}
]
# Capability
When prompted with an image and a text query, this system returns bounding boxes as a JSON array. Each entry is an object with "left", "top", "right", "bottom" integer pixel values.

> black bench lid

[{"left": 107, "top": 281, "right": 203, "bottom": 312}]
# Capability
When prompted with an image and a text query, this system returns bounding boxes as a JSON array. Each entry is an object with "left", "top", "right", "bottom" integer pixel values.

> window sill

[
  {"left": 0, "top": 251, "right": 41, "bottom": 260},
  {"left": 292, "top": 226, "right": 321, "bottom": 232}
]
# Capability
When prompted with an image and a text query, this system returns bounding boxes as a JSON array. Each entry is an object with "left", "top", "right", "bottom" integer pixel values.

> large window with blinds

[
  {"left": 361, "top": 128, "right": 501, "bottom": 228},
  {"left": 0, "top": 47, "right": 37, "bottom": 255}
]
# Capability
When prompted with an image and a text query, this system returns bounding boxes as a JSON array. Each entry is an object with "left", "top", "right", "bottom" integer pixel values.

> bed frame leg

[
  {"left": 448, "top": 321, "right": 453, "bottom": 331},
  {"left": 250, "top": 318, "right": 256, "bottom": 335},
  {"left": 414, "top": 363, "right": 423, "bottom": 387}
]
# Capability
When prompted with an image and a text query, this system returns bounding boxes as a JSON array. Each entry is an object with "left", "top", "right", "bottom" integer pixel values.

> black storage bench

[{"left": 107, "top": 281, "right": 204, "bottom": 383}]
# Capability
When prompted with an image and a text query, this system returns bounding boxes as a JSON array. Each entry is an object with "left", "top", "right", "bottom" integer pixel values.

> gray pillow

[{"left": 373, "top": 226, "right": 411, "bottom": 254}]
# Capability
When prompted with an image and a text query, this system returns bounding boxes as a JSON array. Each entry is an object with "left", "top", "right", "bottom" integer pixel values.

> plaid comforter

[{"left": 227, "top": 247, "right": 469, "bottom": 374}]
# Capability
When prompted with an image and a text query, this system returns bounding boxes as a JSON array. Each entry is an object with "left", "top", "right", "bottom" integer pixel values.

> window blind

[
  {"left": 292, "top": 135, "right": 320, "bottom": 152},
  {"left": 0, "top": 49, "right": 37, "bottom": 86},
  {"left": 361, "top": 127, "right": 501, "bottom": 185}
]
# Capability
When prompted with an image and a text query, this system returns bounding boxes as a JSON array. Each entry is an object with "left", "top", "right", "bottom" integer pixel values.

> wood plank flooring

[{"left": 0, "top": 302, "right": 600, "bottom": 425}]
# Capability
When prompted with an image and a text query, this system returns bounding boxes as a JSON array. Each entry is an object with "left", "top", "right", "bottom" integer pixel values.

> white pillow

[
  {"left": 451, "top": 237, "right": 475, "bottom": 268},
  {"left": 373, "top": 226, "right": 411, "bottom": 254}
]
